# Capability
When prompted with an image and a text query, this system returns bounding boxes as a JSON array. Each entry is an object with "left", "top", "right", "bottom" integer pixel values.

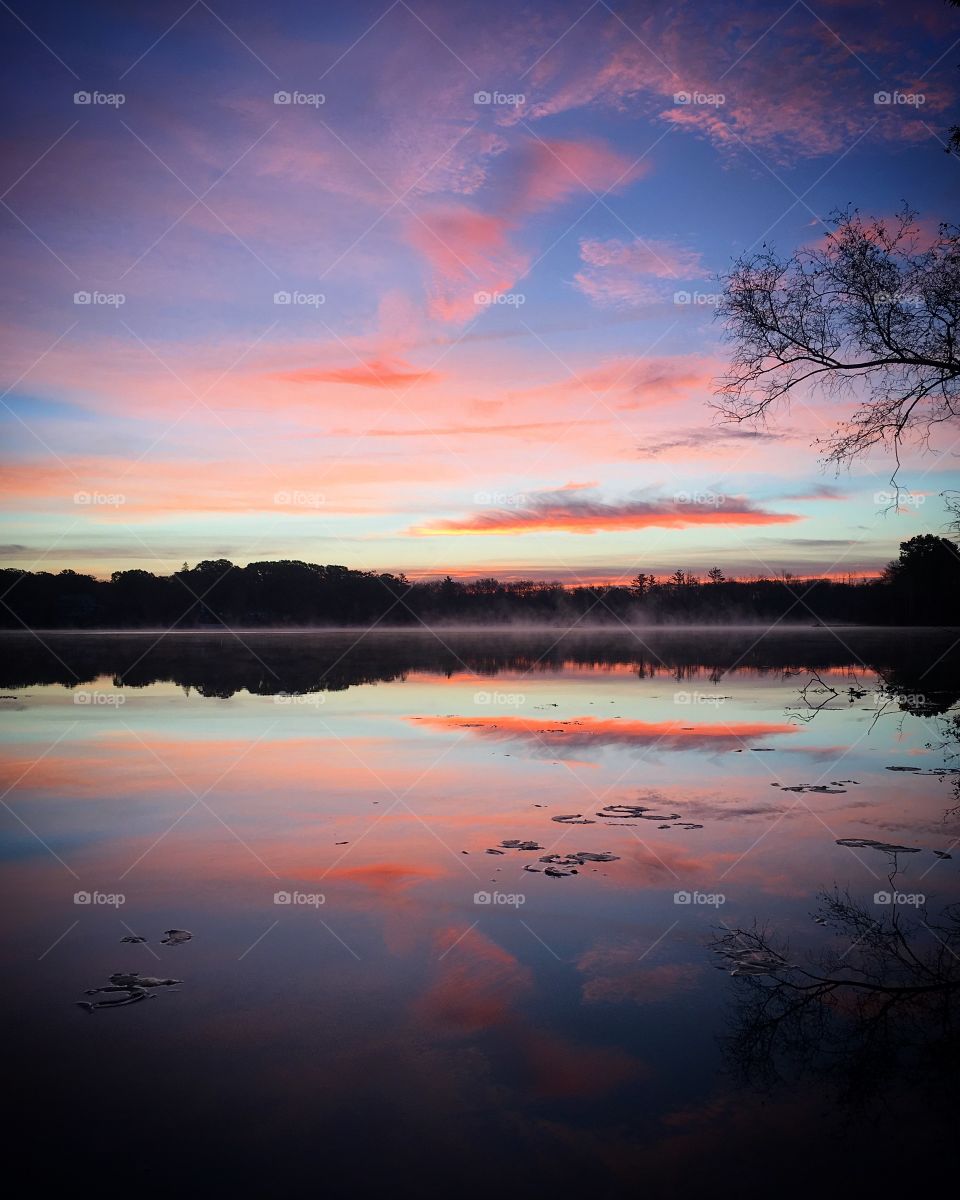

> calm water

[{"left": 3, "top": 628, "right": 959, "bottom": 1196}]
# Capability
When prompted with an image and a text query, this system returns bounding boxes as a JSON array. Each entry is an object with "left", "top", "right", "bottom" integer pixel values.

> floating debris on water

[
  {"left": 886, "top": 765, "right": 960, "bottom": 776},
  {"left": 537, "top": 850, "right": 620, "bottom": 878},
  {"left": 714, "top": 945, "right": 789, "bottom": 976},
  {"left": 160, "top": 929, "right": 192, "bottom": 945},
  {"left": 120, "top": 934, "right": 147, "bottom": 944},
  {"left": 551, "top": 813, "right": 595, "bottom": 824},
  {"left": 777, "top": 784, "right": 847, "bottom": 794},
  {"left": 78, "top": 972, "right": 181, "bottom": 1013},
  {"left": 598, "top": 804, "right": 682, "bottom": 821},
  {"left": 836, "top": 837, "right": 922, "bottom": 854}
]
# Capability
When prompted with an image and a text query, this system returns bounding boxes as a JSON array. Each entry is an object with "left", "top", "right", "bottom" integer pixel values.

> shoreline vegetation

[
  {"left": 2, "top": 627, "right": 959, "bottom": 711},
  {"left": 1, "top": 535, "right": 957, "bottom": 629}
]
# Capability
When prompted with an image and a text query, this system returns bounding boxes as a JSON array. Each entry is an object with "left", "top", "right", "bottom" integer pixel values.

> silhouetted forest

[
  {"left": 1, "top": 534, "right": 957, "bottom": 628},
  {"left": 2, "top": 627, "right": 959, "bottom": 712}
]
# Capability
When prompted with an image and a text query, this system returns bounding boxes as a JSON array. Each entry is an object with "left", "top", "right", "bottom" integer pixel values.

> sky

[{"left": 1, "top": 0, "right": 958, "bottom": 584}]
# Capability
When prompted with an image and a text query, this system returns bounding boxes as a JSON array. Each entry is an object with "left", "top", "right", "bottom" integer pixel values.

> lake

[{"left": 3, "top": 627, "right": 959, "bottom": 1196}]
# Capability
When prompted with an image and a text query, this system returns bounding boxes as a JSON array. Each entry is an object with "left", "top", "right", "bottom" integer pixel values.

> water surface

[{"left": 3, "top": 628, "right": 958, "bottom": 1196}]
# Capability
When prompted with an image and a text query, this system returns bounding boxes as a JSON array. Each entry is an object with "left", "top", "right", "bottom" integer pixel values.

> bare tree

[
  {"left": 715, "top": 209, "right": 960, "bottom": 476},
  {"left": 711, "top": 884, "right": 960, "bottom": 1108}
]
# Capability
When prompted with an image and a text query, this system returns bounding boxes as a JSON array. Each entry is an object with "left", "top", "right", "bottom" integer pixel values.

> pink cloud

[
  {"left": 574, "top": 235, "right": 704, "bottom": 306},
  {"left": 275, "top": 359, "right": 441, "bottom": 389},
  {"left": 546, "top": 354, "right": 721, "bottom": 410},
  {"left": 406, "top": 206, "right": 528, "bottom": 323},
  {"left": 406, "top": 135, "right": 644, "bottom": 323},
  {"left": 411, "top": 486, "right": 803, "bottom": 536},
  {"left": 500, "top": 137, "right": 646, "bottom": 212},
  {"left": 518, "top": 2, "right": 954, "bottom": 160}
]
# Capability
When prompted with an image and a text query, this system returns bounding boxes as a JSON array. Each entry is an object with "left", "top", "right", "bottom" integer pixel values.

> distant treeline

[
  {"left": 1, "top": 535, "right": 957, "bottom": 627},
  {"left": 3, "top": 627, "right": 959, "bottom": 714}
]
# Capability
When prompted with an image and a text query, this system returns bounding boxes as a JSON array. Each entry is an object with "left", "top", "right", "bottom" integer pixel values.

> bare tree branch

[{"left": 715, "top": 208, "right": 960, "bottom": 473}]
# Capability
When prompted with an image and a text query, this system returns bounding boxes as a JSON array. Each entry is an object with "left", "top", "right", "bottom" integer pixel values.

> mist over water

[{"left": 3, "top": 629, "right": 959, "bottom": 1195}]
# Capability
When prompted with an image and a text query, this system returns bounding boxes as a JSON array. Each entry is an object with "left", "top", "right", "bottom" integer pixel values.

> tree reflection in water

[{"left": 712, "top": 882, "right": 960, "bottom": 1113}]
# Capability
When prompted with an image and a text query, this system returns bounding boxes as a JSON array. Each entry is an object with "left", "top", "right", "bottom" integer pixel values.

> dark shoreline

[{"left": 3, "top": 626, "right": 958, "bottom": 708}]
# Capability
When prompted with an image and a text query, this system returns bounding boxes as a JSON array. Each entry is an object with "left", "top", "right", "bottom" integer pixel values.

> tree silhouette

[
  {"left": 882, "top": 534, "right": 960, "bottom": 622},
  {"left": 711, "top": 884, "right": 960, "bottom": 1112},
  {"left": 716, "top": 208, "right": 960, "bottom": 473}
]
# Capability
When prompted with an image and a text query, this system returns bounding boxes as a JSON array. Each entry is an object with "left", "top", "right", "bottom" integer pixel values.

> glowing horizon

[{"left": 1, "top": 0, "right": 957, "bottom": 581}]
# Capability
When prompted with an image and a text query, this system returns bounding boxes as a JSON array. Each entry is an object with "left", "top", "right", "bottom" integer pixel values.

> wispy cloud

[{"left": 412, "top": 486, "right": 802, "bottom": 536}]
